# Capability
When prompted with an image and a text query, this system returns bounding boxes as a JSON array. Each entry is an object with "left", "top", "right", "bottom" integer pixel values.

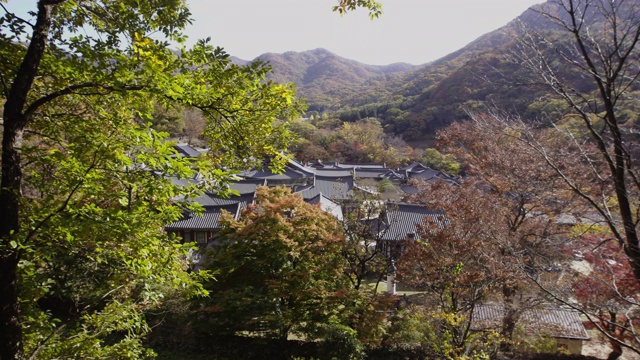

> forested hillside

[
  {"left": 253, "top": 48, "right": 414, "bottom": 113},
  {"left": 230, "top": 17, "right": 539, "bottom": 143},
  {"left": 236, "top": 1, "right": 640, "bottom": 145}
]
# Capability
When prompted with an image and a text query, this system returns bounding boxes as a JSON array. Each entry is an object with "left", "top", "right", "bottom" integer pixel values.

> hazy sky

[{"left": 10, "top": 0, "right": 543, "bottom": 65}]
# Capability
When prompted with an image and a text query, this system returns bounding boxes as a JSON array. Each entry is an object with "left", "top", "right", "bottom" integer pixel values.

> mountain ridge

[{"left": 227, "top": 0, "right": 614, "bottom": 144}]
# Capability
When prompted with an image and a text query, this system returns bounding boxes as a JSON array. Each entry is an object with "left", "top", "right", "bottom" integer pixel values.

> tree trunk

[
  {"left": 0, "top": 254, "right": 21, "bottom": 360},
  {"left": 0, "top": 2, "right": 57, "bottom": 358},
  {"left": 565, "top": 0, "right": 640, "bottom": 286},
  {"left": 500, "top": 284, "right": 519, "bottom": 352},
  {"left": 607, "top": 341, "right": 623, "bottom": 360}
]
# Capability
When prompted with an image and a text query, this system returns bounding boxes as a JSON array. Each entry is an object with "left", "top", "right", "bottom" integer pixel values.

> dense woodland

[{"left": 3, "top": 0, "right": 640, "bottom": 359}]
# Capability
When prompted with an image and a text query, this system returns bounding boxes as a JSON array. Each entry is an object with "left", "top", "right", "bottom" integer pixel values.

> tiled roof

[
  {"left": 408, "top": 167, "right": 459, "bottom": 184},
  {"left": 166, "top": 204, "right": 241, "bottom": 230},
  {"left": 166, "top": 174, "right": 202, "bottom": 187},
  {"left": 306, "top": 194, "right": 343, "bottom": 220},
  {"left": 399, "top": 162, "right": 429, "bottom": 172},
  {"left": 184, "top": 191, "right": 255, "bottom": 207},
  {"left": 471, "top": 304, "right": 589, "bottom": 340},
  {"left": 308, "top": 160, "right": 340, "bottom": 169},
  {"left": 240, "top": 159, "right": 316, "bottom": 180},
  {"left": 241, "top": 166, "right": 311, "bottom": 180},
  {"left": 166, "top": 158, "right": 461, "bottom": 235},
  {"left": 353, "top": 168, "right": 391, "bottom": 179},
  {"left": 381, "top": 203, "right": 446, "bottom": 241},
  {"left": 337, "top": 162, "right": 387, "bottom": 169},
  {"left": 228, "top": 179, "right": 267, "bottom": 194},
  {"left": 209, "top": 193, "right": 255, "bottom": 208},
  {"left": 286, "top": 159, "right": 317, "bottom": 176},
  {"left": 175, "top": 143, "right": 203, "bottom": 158},
  {"left": 314, "top": 168, "right": 354, "bottom": 178},
  {"left": 298, "top": 176, "right": 354, "bottom": 200},
  {"left": 190, "top": 192, "right": 228, "bottom": 206},
  {"left": 400, "top": 184, "right": 421, "bottom": 194},
  {"left": 382, "top": 170, "right": 405, "bottom": 181},
  {"left": 407, "top": 167, "right": 443, "bottom": 180}
]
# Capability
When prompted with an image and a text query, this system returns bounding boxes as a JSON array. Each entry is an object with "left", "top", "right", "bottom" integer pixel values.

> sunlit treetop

[{"left": 333, "top": 0, "right": 383, "bottom": 18}]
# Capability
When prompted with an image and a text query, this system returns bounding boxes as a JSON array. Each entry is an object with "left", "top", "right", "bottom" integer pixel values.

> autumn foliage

[{"left": 201, "top": 186, "right": 352, "bottom": 340}]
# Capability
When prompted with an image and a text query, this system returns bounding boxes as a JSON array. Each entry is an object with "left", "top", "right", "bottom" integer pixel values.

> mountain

[
  {"left": 238, "top": 48, "right": 416, "bottom": 113},
  {"left": 230, "top": 7, "right": 549, "bottom": 142},
  {"left": 364, "top": 4, "right": 563, "bottom": 141},
  {"left": 234, "top": 0, "right": 636, "bottom": 146}
]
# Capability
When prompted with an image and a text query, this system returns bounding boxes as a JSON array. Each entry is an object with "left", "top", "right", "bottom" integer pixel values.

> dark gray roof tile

[
  {"left": 337, "top": 162, "right": 387, "bottom": 169},
  {"left": 298, "top": 176, "right": 354, "bottom": 200},
  {"left": 354, "top": 168, "right": 390, "bottom": 179},
  {"left": 175, "top": 143, "right": 202, "bottom": 158},
  {"left": 314, "top": 169, "right": 354, "bottom": 178},
  {"left": 166, "top": 204, "right": 240, "bottom": 230},
  {"left": 381, "top": 203, "right": 445, "bottom": 241},
  {"left": 472, "top": 304, "right": 589, "bottom": 340},
  {"left": 306, "top": 194, "right": 343, "bottom": 220},
  {"left": 228, "top": 179, "right": 267, "bottom": 194}
]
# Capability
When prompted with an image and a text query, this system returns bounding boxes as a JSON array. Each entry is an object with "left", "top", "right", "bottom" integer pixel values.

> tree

[
  {"left": 148, "top": 100, "right": 184, "bottom": 136},
  {"left": 569, "top": 233, "right": 640, "bottom": 358},
  {"left": 339, "top": 193, "right": 390, "bottom": 291},
  {"left": 421, "top": 148, "right": 461, "bottom": 175},
  {"left": 335, "top": 118, "right": 408, "bottom": 167},
  {"left": 200, "top": 186, "right": 351, "bottom": 340},
  {"left": 0, "top": 0, "right": 308, "bottom": 358},
  {"left": 289, "top": 117, "right": 318, "bottom": 140},
  {"left": 0, "top": 1, "right": 383, "bottom": 357},
  {"left": 382, "top": 305, "right": 501, "bottom": 359},
  {"left": 403, "top": 142, "right": 567, "bottom": 351},
  {"left": 397, "top": 181, "right": 502, "bottom": 358},
  {"left": 459, "top": 111, "right": 640, "bottom": 357},
  {"left": 440, "top": 118, "right": 577, "bottom": 349},
  {"left": 470, "top": 1, "right": 640, "bottom": 355},
  {"left": 333, "top": 0, "right": 382, "bottom": 18},
  {"left": 181, "top": 107, "right": 205, "bottom": 145},
  {"left": 14, "top": 125, "right": 209, "bottom": 359},
  {"left": 511, "top": 0, "right": 640, "bottom": 284}
]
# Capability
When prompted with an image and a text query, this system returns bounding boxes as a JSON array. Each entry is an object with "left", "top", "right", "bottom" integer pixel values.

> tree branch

[{"left": 24, "top": 83, "right": 144, "bottom": 121}]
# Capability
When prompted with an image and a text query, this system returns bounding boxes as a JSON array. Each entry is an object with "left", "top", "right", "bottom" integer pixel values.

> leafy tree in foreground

[
  {"left": 511, "top": 0, "right": 640, "bottom": 283},
  {"left": 17, "top": 118, "right": 206, "bottom": 359},
  {"left": 0, "top": 0, "right": 364, "bottom": 357},
  {"left": 463, "top": 0, "right": 640, "bottom": 356},
  {"left": 0, "top": 1, "right": 382, "bottom": 357},
  {"left": 201, "top": 186, "right": 350, "bottom": 340}
]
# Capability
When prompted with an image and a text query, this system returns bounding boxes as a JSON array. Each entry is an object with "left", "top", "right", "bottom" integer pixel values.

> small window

[
  {"left": 196, "top": 232, "right": 207, "bottom": 244},
  {"left": 182, "top": 232, "right": 191, "bottom": 243}
]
